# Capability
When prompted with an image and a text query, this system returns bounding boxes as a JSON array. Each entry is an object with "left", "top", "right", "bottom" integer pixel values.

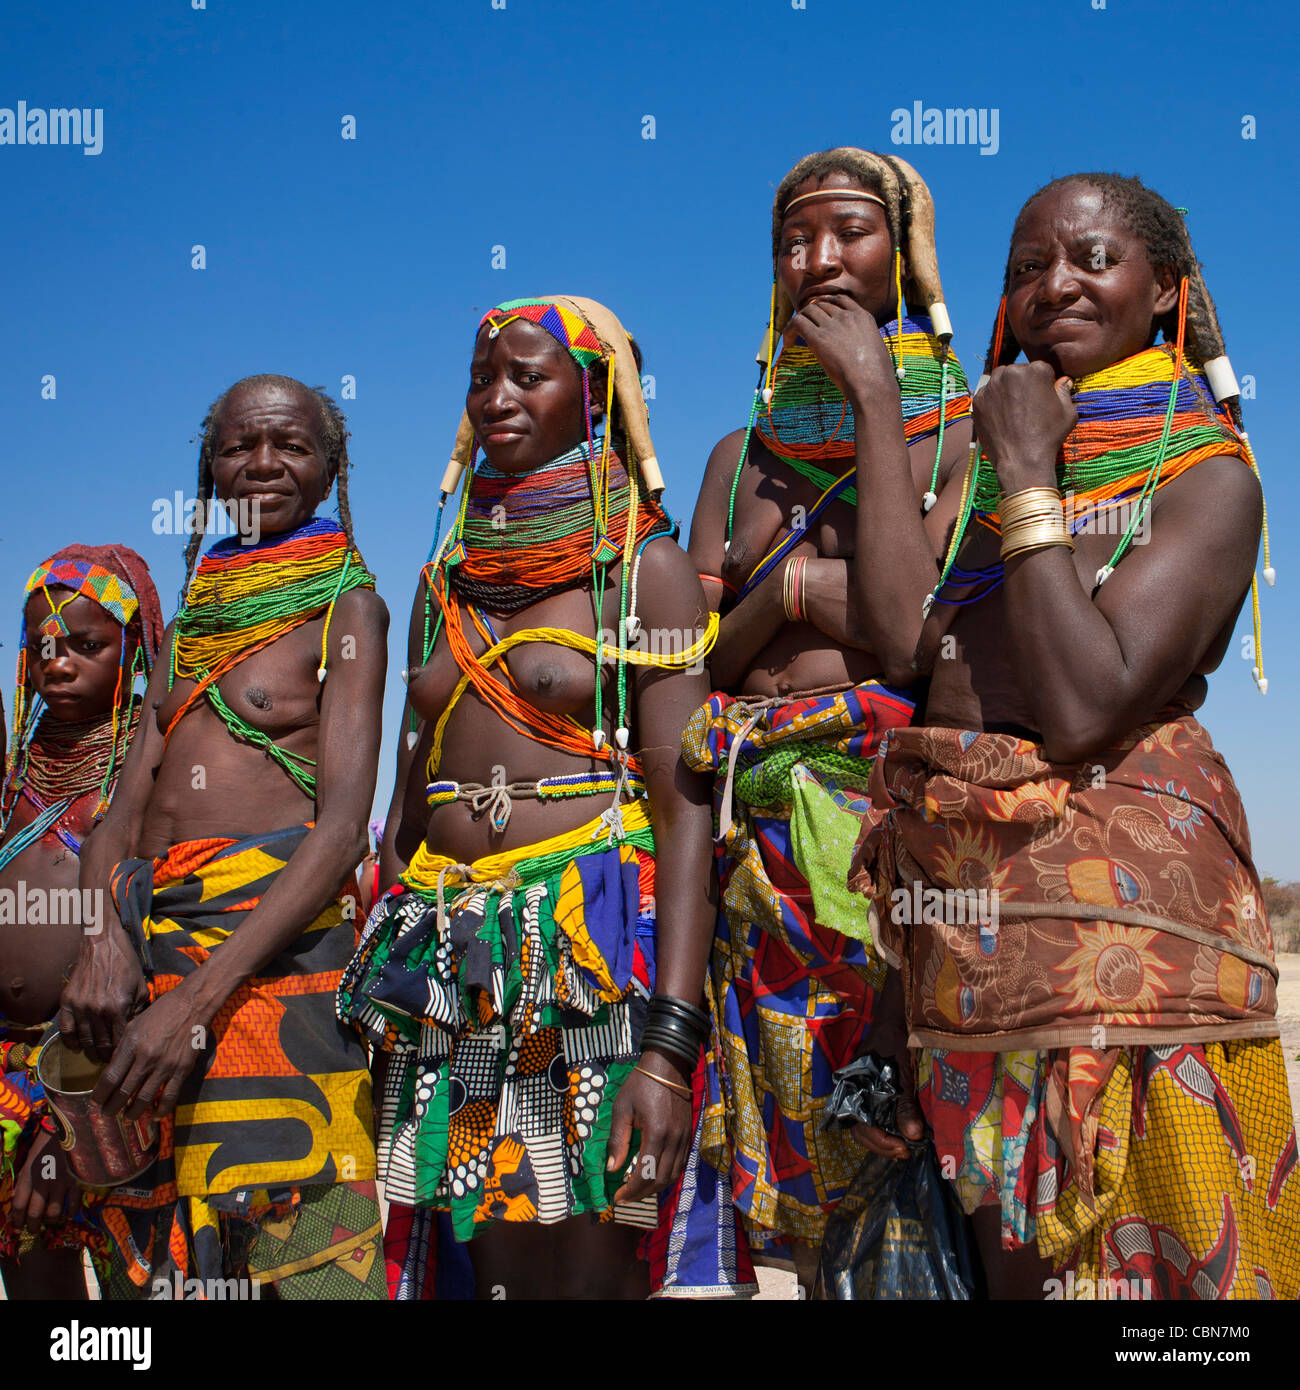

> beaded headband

[
  {"left": 25, "top": 559, "right": 140, "bottom": 639},
  {"left": 440, "top": 294, "right": 663, "bottom": 498},
  {"left": 481, "top": 298, "right": 604, "bottom": 371}
]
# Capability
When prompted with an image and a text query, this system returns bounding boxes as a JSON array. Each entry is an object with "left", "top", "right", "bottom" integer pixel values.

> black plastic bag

[{"left": 814, "top": 1053, "right": 979, "bottom": 1300}]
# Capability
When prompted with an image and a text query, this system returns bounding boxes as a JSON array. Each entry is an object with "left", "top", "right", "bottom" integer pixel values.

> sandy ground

[{"left": 6, "top": 953, "right": 1298, "bottom": 1302}]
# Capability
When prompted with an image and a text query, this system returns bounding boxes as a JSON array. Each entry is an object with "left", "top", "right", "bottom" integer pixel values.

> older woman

[
  {"left": 850, "top": 174, "right": 1298, "bottom": 1299},
  {"left": 684, "top": 148, "right": 972, "bottom": 1287},
  {"left": 61, "top": 376, "right": 389, "bottom": 1300},
  {"left": 342, "top": 297, "right": 718, "bottom": 1299}
]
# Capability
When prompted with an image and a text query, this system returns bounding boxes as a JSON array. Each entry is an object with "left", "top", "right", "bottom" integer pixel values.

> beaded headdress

[
  {"left": 5, "top": 544, "right": 163, "bottom": 829},
  {"left": 411, "top": 295, "right": 714, "bottom": 766},
  {"left": 25, "top": 558, "right": 143, "bottom": 642}
]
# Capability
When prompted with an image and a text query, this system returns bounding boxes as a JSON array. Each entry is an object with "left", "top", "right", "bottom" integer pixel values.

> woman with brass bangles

[
  {"left": 684, "top": 147, "right": 973, "bottom": 1292},
  {"left": 851, "top": 173, "right": 1297, "bottom": 1300},
  {"left": 340, "top": 296, "right": 719, "bottom": 1299}
]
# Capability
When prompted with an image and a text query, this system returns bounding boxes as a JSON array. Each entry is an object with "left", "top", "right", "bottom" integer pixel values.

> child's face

[{"left": 25, "top": 588, "right": 125, "bottom": 722}]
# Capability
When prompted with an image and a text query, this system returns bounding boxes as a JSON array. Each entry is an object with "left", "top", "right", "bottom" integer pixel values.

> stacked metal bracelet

[
  {"left": 782, "top": 554, "right": 808, "bottom": 622},
  {"left": 640, "top": 995, "right": 709, "bottom": 1073},
  {"left": 999, "top": 485, "right": 1075, "bottom": 562}
]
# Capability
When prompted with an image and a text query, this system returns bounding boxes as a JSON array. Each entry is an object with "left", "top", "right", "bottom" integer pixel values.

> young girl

[
  {"left": 1, "top": 544, "right": 162, "bottom": 1298},
  {"left": 343, "top": 297, "right": 718, "bottom": 1298}
]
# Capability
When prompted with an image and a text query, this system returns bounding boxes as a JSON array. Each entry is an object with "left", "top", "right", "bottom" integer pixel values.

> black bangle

[
  {"left": 644, "top": 1007, "right": 706, "bottom": 1047},
  {"left": 640, "top": 1019, "right": 704, "bottom": 1072},
  {"left": 639, "top": 1032, "right": 699, "bottom": 1074},
  {"left": 641, "top": 1017, "right": 702, "bottom": 1051},
  {"left": 646, "top": 994, "right": 709, "bottom": 1038}
]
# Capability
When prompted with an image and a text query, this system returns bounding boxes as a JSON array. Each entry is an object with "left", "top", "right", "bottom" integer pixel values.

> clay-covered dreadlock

[
  {"left": 986, "top": 174, "right": 1236, "bottom": 417},
  {"left": 182, "top": 374, "right": 358, "bottom": 597},
  {"left": 770, "top": 147, "right": 950, "bottom": 336}
]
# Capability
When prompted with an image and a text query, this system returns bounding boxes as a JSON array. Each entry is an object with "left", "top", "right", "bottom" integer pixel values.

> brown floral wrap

[{"left": 851, "top": 715, "right": 1279, "bottom": 1051}]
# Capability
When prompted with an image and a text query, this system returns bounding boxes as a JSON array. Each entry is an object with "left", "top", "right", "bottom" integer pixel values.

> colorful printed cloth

[
  {"left": 340, "top": 801, "right": 663, "bottom": 1242},
  {"left": 919, "top": 1040, "right": 1299, "bottom": 1299},
  {"left": 681, "top": 681, "right": 915, "bottom": 1247},
  {"left": 98, "top": 825, "right": 377, "bottom": 1297},
  {"left": 101, "top": 1169, "right": 385, "bottom": 1301},
  {"left": 381, "top": 1203, "right": 475, "bottom": 1301},
  {"left": 853, "top": 716, "right": 1299, "bottom": 1298},
  {"left": 641, "top": 1042, "right": 759, "bottom": 1298},
  {"left": 0, "top": 1032, "right": 107, "bottom": 1267}
]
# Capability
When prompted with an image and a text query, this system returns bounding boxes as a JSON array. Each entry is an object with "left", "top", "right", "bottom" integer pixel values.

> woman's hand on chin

[{"left": 975, "top": 360, "right": 1077, "bottom": 493}]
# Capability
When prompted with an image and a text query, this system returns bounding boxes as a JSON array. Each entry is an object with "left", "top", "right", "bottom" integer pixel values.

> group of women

[{"left": 1, "top": 147, "right": 1295, "bottom": 1302}]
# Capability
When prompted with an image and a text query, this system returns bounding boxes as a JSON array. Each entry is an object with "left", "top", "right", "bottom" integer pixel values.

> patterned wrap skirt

[
  {"left": 99, "top": 825, "right": 383, "bottom": 1299},
  {"left": 853, "top": 717, "right": 1300, "bottom": 1299},
  {"left": 339, "top": 800, "right": 664, "bottom": 1241},
  {"left": 680, "top": 680, "right": 915, "bottom": 1251}
]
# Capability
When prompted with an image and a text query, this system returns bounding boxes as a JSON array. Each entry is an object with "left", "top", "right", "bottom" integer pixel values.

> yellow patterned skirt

[{"left": 919, "top": 1038, "right": 1300, "bottom": 1299}]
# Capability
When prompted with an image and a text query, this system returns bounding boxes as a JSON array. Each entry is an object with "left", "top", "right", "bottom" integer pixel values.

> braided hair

[
  {"left": 986, "top": 174, "right": 1236, "bottom": 417},
  {"left": 182, "top": 374, "right": 359, "bottom": 596}
]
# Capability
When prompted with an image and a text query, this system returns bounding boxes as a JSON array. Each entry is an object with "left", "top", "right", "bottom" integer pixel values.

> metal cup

[{"left": 34, "top": 1036, "right": 158, "bottom": 1187}]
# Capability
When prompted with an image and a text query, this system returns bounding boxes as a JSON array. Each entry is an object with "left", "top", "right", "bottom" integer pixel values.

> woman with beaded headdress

[
  {"left": 341, "top": 296, "right": 721, "bottom": 1299},
  {"left": 683, "top": 148, "right": 973, "bottom": 1289},
  {"left": 60, "top": 375, "right": 391, "bottom": 1300},
  {"left": 850, "top": 173, "right": 1298, "bottom": 1298},
  {"left": 1, "top": 544, "right": 162, "bottom": 1298}
]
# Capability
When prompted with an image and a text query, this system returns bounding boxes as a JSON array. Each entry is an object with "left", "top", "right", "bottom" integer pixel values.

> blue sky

[{"left": 1, "top": 0, "right": 1294, "bottom": 875}]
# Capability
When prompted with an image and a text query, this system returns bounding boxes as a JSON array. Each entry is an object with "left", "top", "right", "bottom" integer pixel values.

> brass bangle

[
  {"left": 633, "top": 1063, "right": 693, "bottom": 1100},
  {"left": 782, "top": 555, "right": 807, "bottom": 623},
  {"left": 1000, "top": 487, "right": 1072, "bottom": 562},
  {"left": 1001, "top": 526, "right": 1075, "bottom": 561},
  {"left": 999, "top": 486, "right": 1064, "bottom": 530}
]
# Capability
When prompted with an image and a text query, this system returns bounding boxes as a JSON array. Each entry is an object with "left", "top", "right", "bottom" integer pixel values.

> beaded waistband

[{"left": 426, "top": 768, "right": 648, "bottom": 832}]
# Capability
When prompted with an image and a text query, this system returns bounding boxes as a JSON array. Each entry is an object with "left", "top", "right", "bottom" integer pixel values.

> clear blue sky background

[{"left": 1, "top": 1, "right": 1294, "bottom": 875}]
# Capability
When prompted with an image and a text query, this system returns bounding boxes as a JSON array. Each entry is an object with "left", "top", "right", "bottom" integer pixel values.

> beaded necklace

[
  {"left": 731, "top": 315, "right": 971, "bottom": 597},
  {"left": 0, "top": 705, "right": 140, "bottom": 862},
  {"left": 413, "top": 296, "right": 715, "bottom": 812},
  {"left": 422, "top": 441, "right": 679, "bottom": 767},
  {"left": 22, "top": 708, "right": 136, "bottom": 804},
  {"left": 167, "top": 517, "right": 375, "bottom": 794},
  {"left": 933, "top": 343, "right": 1247, "bottom": 602},
  {"left": 445, "top": 439, "right": 669, "bottom": 611}
]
